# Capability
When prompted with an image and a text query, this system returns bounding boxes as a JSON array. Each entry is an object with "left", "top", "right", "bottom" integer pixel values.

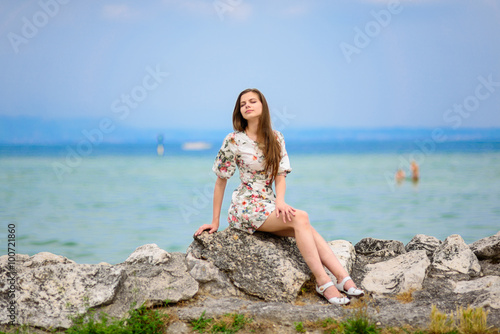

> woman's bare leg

[
  {"left": 257, "top": 210, "right": 343, "bottom": 300},
  {"left": 310, "top": 228, "right": 357, "bottom": 291}
]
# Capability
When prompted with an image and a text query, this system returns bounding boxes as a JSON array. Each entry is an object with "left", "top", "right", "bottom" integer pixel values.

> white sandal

[
  {"left": 316, "top": 281, "right": 350, "bottom": 305},
  {"left": 335, "top": 276, "right": 364, "bottom": 298}
]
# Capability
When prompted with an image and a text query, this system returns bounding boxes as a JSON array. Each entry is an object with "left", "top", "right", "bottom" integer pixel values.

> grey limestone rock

[
  {"left": 101, "top": 252, "right": 199, "bottom": 319},
  {"left": 186, "top": 241, "right": 244, "bottom": 298},
  {"left": 405, "top": 234, "right": 442, "bottom": 258},
  {"left": 362, "top": 250, "right": 430, "bottom": 295},
  {"left": 469, "top": 231, "right": 500, "bottom": 260},
  {"left": 190, "top": 228, "right": 312, "bottom": 302},
  {"left": 0, "top": 259, "right": 125, "bottom": 329},
  {"left": 124, "top": 243, "right": 171, "bottom": 265},
  {"left": 431, "top": 234, "right": 481, "bottom": 278},
  {"left": 187, "top": 232, "right": 358, "bottom": 299},
  {"left": 452, "top": 275, "right": 500, "bottom": 309},
  {"left": 0, "top": 247, "right": 198, "bottom": 330},
  {"left": 355, "top": 237, "right": 406, "bottom": 259},
  {"left": 166, "top": 321, "right": 191, "bottom": 334},
  {"left": 327, "top": 240, "right": 356, "bottom": 274}
]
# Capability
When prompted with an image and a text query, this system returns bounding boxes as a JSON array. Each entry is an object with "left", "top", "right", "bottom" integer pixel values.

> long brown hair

[{"left": 232, "top": 88, "right": 282, "bottom": 182}]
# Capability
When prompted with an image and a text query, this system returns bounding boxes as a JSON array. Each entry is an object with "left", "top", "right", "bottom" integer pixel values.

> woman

[{"left": 194, "top": 88, "right": 363, "bottom": 305}]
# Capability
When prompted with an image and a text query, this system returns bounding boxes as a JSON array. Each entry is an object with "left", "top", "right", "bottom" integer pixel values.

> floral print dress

[{"left": 212, "top": 131, "right": 292, "bottom": 233}]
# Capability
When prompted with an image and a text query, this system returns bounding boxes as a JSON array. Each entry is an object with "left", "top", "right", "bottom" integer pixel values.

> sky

[{"left": 1, "top": 0, "right": 500, "bottom": 139}]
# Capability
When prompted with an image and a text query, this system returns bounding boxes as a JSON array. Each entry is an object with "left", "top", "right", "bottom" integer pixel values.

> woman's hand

[
  {"left": 275, "top": 199, "right": 296, "bottom": 223},
  {"left": 194, "top": 222, "right": 219, "bottom": 237}
]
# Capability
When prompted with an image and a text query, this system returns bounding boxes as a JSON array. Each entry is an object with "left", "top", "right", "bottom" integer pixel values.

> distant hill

[
  {"left": 1, "top": 115, "right": 499, "bottom": 145},
  {"left": 0, "top": 116, "right": 227, "bottom": 145}
]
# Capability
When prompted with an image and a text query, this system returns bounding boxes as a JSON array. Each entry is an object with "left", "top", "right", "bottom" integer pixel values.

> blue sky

[{"left": 1, "top": 0, "right": 500, "bottom": 136}]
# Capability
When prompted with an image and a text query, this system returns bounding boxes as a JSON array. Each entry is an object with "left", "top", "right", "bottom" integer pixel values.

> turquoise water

[{"left": 1, "top": 149, "right": 499, "bottom": 264}]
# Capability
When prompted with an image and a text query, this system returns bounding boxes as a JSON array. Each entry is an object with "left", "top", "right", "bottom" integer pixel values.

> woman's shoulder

[
  {"left": 273, "top": 130, "right": 285, "bottom": 141},
  {"left": 223, "top": 131, "right": 244, "bottom": 139},
  {"left": 221, "top": 131, "right": 245, "bottom": 146}
]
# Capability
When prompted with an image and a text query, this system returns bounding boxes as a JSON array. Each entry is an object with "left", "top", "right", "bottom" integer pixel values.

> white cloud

[
  {"left": 101, "top": 4, "right": 136, "bottom": 20},
  {"left": 162, "top": 0, "right": 213, "bottom": 16},
  {"left": 0, "top": 2, "right": 45, "bottom": 36},
  {"left": 281, "top": 4, "right": 311, "bottom": 18},
  {"left": 161, "top": 0, "right": 252, "bottom": 21},
  {"left": 224, "top": 2, "right": 253, "bottom": 22}
]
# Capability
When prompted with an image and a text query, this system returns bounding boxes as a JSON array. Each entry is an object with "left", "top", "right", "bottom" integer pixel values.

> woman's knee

[
  {"left": 295, "top": 209, "right": 309, "bottom": 220},
  {"left": 292, "top": 210, "right": 310, "bottom": 229}
]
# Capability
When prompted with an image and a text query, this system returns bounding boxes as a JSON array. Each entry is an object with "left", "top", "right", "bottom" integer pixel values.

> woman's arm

[
  {"left": 274, "top": 175, "right": 296, "bottom": 223},
  {"left": 211, "top": 177, "right": 227, "bottom": 227},
  {"left": 194, "top": 177, "right": 227, "bottom": 236}
]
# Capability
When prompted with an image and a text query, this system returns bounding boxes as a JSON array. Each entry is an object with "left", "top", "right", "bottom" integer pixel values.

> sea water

[{"left": 1, "top": 142, "right": 499, "bottom": 264}]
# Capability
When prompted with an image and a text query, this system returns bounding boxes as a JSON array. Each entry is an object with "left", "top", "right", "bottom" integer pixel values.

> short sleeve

[
  {"left": 276, "top": 131, "right": 292, "bottom": 176},
  {"left": 212, "top": 132, "right": 238, "bottom": 179}
]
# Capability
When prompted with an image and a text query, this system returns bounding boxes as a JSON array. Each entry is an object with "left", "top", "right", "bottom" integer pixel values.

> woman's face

[{"left": 239, "top": 92, "right": 263, "bottom": 122}]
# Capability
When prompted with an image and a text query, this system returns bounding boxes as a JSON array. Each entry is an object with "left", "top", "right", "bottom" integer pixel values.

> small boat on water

[{"left": 182, "top": 142, "right": 212, "bottom": 151}]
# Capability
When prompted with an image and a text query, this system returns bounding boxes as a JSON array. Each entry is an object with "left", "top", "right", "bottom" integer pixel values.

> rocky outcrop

[
  {"left": 361, "top": 250, "right": 430, "bottom": 295},
  {"left": 452, "top": 276, "right": 500, "bottom": 309},
  {"left": 186, "top": 243, "right": 246, "bottom": 298},
  {"left": 405, "top": 234, "right": 442, "bottom": 258},
  {"left": 430, "top": 234, "right": 481, "bottom": 278},
  {"left": 354, "top": 237, "right": 406, "bottom": 260},
  {"left": 124, "top": 243, "right": 171, "bottom": 265},
  {"left": 4, "top": 261, "right": 125, "bottom": 329},
  {"left": 0, "top": 244, "right": 198, "bottom": 330},
  {"left": 101, "top": 251, "right": 198, "bottom": 320},
  {"left": 188, "top": 229, "right": 311, "bottom": 302},
  {"left": 469, "top": 231, "right": 500, "bottom": 260},
  {"left": 327, "top": 240, "right": 356, "bottom": 274},
  {"left": 1, "top": 231, "right": 499, "bottom": 332}
]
